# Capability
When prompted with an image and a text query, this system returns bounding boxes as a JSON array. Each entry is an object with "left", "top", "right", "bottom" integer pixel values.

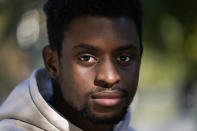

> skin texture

[{"left": 43, "top": 16, "right": 141, "bottom": 131}]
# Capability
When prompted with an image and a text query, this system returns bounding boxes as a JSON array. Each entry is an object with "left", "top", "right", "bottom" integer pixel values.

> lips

[{"left": 91, "top": 90, "right": 126, "bottom": 107}]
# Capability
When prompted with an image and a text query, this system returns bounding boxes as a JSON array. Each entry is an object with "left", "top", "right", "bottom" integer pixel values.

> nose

[{"left": 94, "top": 59, "right": 120, "bottom": 88}]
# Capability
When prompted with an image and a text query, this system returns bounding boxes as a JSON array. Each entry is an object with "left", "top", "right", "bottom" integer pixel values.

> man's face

[{"left": 58, "top": 16, "right": 141, "bottom": 124}]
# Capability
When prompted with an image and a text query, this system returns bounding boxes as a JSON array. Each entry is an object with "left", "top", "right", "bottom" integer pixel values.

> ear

[{"left": 42, "top": 45, "right": 59, "bottom": 79}]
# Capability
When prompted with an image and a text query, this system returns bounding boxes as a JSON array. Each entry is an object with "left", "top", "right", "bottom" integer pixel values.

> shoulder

[
  {"left": 127, "top": 126, "right": 136, "bottom": 131},
  {"left": 0, "top": 119, "right": 44, "bottom": 131}
]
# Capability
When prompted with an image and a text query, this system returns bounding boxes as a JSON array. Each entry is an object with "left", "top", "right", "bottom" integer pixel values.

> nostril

[
  {"left": 94, "top": 80, "right": 108, "bottom": 88},
  {"left": 115, "top": 79, "right": 120, "bottom": 84},
  {"left": 94, "top": 79, "right": 120, "bottom": 88}
]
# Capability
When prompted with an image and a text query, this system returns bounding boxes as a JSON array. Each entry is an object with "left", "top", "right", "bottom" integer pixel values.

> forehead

[{"left": 63, "top": 15, "right": 139, "bottom": 51}]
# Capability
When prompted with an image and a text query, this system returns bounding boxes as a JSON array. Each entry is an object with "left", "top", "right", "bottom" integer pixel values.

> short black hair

[{"left": 44, "top": 0, "right": 143, "bottom": 56}]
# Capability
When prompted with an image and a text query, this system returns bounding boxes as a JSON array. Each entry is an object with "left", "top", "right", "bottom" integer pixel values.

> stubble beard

[
  {"left": 78, "top": 88, "right": 131, "bottom": 125},
  {"left": 79, "top": 103, "right": 129, "bottom": 125},
  {"left": 54, "top": 73, "right": 130, "bottom": 125}
]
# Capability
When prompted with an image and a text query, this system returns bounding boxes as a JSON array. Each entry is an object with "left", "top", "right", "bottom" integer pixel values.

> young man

[{"left": 0, "top": 0, "right": 143, "bottom": 130}]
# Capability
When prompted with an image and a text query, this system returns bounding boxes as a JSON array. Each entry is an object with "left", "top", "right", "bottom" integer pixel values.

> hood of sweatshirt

[{"left": 0, "top": 67, "right": 132, "bottom": 131}]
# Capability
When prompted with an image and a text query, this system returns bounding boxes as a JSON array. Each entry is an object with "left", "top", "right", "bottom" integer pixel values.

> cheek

[
  {"left": 60, "top": 64, "right": 95, "bottom": 109},
  {"left": 121, "top": 64, "right": 140, "bottom": 96},
  {"left": 72, "top": 65, "right": 96, "bottom": 92}
]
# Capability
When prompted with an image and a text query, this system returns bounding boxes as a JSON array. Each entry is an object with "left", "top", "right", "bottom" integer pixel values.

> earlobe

[{"left": 42, "top": 45, "right": 59, "bottom": 78}]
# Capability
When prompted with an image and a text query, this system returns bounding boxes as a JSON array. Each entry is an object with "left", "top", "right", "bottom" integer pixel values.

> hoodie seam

[{"left": 28, "top": 82, "right": 60, "bottom": 131}]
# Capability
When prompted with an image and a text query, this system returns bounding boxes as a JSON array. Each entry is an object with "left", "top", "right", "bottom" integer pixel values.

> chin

[{"left": 80, "top": 104, "right": 128, "bottom": 125}]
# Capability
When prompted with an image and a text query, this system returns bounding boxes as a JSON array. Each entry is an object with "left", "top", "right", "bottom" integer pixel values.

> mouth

[{"left": 91, "top": 90, "right": 126, "bottom": 107}]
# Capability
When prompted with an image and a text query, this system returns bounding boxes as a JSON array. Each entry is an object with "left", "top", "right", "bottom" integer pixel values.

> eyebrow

[
  {"left": 116, "top": 44, "right": 138, "bottom": 51},
  {"left": 72, "top": 43, "right": 99, "bottom": 51},
  {"left": 72, "top": 43, "right": 138, "bottom": 51}
]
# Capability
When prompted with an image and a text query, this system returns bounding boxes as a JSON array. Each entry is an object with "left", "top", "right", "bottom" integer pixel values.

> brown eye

[
  {"left": 117, "top": 55, "right": 132, "bottom": 66},
  {"left": 78, "top": 54, "right": 97, "bottom": 66},
  {"left": 79, "top": 56, "right": 92, "bottom": 61}
]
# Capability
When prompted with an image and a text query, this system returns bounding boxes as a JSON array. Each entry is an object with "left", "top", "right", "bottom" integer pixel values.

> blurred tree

[{"left": 0, "top": 0, "right": 44, "bottom": 42}]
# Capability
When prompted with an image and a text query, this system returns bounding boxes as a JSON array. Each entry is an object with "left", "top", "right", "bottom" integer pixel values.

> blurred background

[{"left": 0, "top": 0, "right": 196, "bottom": 130}]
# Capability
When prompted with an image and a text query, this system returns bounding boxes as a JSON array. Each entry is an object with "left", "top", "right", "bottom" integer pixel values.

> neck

[{"left": 51, "top": 81, "right": 114, "bottom": 131}]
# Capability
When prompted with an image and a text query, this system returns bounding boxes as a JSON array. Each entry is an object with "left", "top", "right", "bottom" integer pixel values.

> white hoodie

[{"left": 0, "top": 67, "right": 134, "bottom": 131}]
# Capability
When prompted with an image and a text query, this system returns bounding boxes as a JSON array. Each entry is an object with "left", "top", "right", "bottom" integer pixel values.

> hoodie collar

[{"left": 30, "top": 67, "right": 131, "bottom": 131}]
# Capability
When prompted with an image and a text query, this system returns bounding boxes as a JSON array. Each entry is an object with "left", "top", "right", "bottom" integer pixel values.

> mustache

[{"left": 87, "top": 86, "right": 129, "bottom": 97}]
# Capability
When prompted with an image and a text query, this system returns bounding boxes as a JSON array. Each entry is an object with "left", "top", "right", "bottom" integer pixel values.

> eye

[
  {"left": 116, "top": 55, "right": 132, "bottom": 66},
  {"left": 78, "top": 54, "right": 97, "bottom": 66},
  {"left": 79, "top": 55, "right": 93, "bottom": 62}
]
